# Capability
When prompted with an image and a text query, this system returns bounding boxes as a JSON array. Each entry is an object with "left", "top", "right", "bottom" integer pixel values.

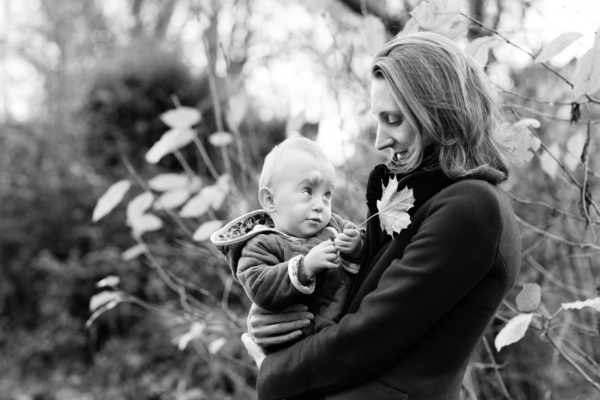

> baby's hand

[
  {"left": 303, "top": 240, "right": 338, "bottom": 278},
  {"left": 335, "top": 223, "right": 363, "bottom": 258}
]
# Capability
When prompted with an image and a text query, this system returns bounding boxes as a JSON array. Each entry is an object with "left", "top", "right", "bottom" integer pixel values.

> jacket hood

[{"left": 210, "top": 209, "right": 291, "bottom": 277}]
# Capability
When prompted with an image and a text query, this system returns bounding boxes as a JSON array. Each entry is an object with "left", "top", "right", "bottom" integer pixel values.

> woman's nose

[{"left": 375, "top": 126, "right": 393, "bottom": 151}]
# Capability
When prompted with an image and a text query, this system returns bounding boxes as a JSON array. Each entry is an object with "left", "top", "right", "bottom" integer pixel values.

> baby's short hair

[{"left": 258, "top": 135, "right": 330, "bottom": 191}]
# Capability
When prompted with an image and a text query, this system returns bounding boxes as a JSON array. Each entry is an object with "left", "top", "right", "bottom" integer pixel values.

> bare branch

[{"left": 516, "top": 215, "right": 600, "bottom": 251}]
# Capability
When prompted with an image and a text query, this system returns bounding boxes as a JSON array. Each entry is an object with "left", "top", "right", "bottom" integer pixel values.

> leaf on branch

[
  {"left": 227, "top": 93, "right": 248, "bottom": 129},
  {"left": 494, "top": 313, "right": 534, "bottom": 352},
  {"left": 177, "top": 322, "right": 205, "bottom": 351},
  {"left": 539, "top": 142, "right": 560, "bottom": 180},
  {"left": 376, "top": 176, "right": 415, "bottom": 236},
  {"left": 180, "top": 178, "right": 230, "bottom": 218},
  {"left": 208, "top": 337, "right": 227, "bottom": 354},
  {"left": 86, "top": 291, "right": 124, "bottom": 328},
  {"left": 510, "top": 118, "right": 541, "bottom": 165},
  {"left": 534, "top": 32, "right": 583, "bottom": 64},
  {"left": 561, "top": 297, "right": 600, "bottom": 312},
  {"left": 564, "top": 130, "right": 586, "bottom": 171},
  {"left": 181, "top": 191, "right": 211, "bottom": 218},
  {"left": 145, "top": 128, "right": 197, "bottom": 164},
  {"left": 154, "top": 188, "right": 192, "bottom": 211},
  {"left": 92, "top": 180, "right": 131, "bottom": 222},
  {"left": 431, "top": 16, "right": 468, "bottom": 40},
  {"left": 209, "top": 131, "right": 234, "bottom": 147},
  {"left": 131, "top": 214, "right": 163, "bottom": 238},
  {"left": 160, "top": 107, "right": 201, "bottom": 129},
  {"left": 409, "top": 0, "right": 460, "bottom": 30},
  {"left": 148, "top": 173, "right": 194, "bottom": 192},
  {"left": 193, "top": 220, "right": 224, "bottom": 242},
  {"left": 125, "top": 192, "right": 162, "bottom": 237},
  {"left": 302, "top": 0, "right": 333, "bottom": 13},
  {"left": 573, "top": 29, "right": 600, "bottom": 99},
  {"left": 122, "top": 243, "right": 147, "bottom": 261},
  {"left": 399, "top": 18, "right": 420, "bottom": 35},
  {"left": 126, "top": 192, "right": 154, "bottom": 224},
  {"left": 89, "top": 291, "right": 122, "bottom": 312},
  {"left": 465, "top": 36, "right": 499, "bottom": 67},
  {"left": 96, "top": 275, "right": 120, "bottom": 288},
  {"left": 516, "top": 283, "right": 541, "bottom": 312},
  {"left": 361, "top": 15, "right": 386, "bottom": 56},
  {"left": 285, "top": 111, "right": 306, "bottom": 136}
]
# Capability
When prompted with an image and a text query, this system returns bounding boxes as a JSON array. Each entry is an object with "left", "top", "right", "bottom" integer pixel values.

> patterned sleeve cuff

[
  {"left": 340, "top": 260, "right": 360, "bottom": 274},
  {"left": 288, "top": 255, "right": 316, "bottom": 294}
]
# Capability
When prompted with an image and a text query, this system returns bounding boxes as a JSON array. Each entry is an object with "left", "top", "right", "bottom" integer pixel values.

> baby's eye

[
  {"left": 302, "top": 188, "right": 312, "bottom": 196},
  {"left": 324, "top": 191, "right": 332, "bottom": 199}
]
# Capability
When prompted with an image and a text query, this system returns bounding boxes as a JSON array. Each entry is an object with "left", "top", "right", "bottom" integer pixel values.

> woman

[{"left": 242, "top": 31, "right": 521, "bottom": 400}]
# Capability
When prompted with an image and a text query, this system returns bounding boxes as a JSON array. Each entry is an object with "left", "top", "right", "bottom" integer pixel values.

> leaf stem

[{"left": 357, "top": 196, "right": 412, "bottom": 228}]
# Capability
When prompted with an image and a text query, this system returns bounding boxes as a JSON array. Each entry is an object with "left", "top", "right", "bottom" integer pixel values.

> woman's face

[{"left": 370, "top": 78, "right": 417, "bottom": 159}]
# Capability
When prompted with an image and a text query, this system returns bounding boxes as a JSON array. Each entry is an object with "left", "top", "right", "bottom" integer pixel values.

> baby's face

[{"left": 270, "top": 152, "right": 335, "bottom": 238}]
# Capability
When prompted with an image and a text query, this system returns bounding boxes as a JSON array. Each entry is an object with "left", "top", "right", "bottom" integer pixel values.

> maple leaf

[
  {"left": 358, "top": 176, "right": 415, "bottom": 236},
  {"left": 377, "top": 177, "right": 415, "bottom": 236}
]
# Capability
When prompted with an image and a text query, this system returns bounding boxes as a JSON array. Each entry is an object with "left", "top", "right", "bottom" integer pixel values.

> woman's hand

[
  {"left": 247, "top": 303, "right": 313, "bottom": 347},
  {"left": 241, "top": 333, "right": 267, "bottom": 369}
]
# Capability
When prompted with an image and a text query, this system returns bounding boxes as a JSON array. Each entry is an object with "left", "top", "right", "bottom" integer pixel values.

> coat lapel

[{"left": 343, "top": 167, "right": 454, "bottom": 315}]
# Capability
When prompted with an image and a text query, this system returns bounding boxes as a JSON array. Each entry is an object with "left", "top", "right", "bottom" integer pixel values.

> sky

[{"left": 0, "top": 0, "right": 599, "bottom": 164}]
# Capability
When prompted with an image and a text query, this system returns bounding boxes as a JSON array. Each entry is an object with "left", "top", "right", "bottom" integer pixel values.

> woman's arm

[{"left": 256, "top": 183, "right": 505, "bottom": 400}]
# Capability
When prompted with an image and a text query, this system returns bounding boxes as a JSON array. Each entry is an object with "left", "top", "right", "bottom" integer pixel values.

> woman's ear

[{"left": 258, "top": 187, "right": 276, "bottom": 212}]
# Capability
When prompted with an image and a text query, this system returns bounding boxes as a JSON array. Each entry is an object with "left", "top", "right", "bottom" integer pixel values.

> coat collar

[{"left": 367, "top": 146, "right": 455, "bottom": 217}]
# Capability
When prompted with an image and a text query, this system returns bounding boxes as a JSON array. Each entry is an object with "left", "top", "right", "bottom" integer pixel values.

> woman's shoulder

[
  {"left": 443, "top": 179, "right": 502, "bottom": 201},
  {"left": 430, "top": 179, "right": 508, "bottom": 222}
]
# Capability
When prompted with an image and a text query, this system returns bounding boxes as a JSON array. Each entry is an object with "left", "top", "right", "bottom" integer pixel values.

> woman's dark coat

[{"left": 257, "top": 161, "right": 521, "bottom": 400}]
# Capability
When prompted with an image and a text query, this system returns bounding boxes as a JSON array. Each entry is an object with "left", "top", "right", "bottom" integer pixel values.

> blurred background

[{"left": 1, "top": 0, "right": 600, "bottom": 399}]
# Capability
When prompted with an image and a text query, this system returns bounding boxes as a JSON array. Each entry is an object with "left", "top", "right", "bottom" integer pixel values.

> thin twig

[
  {"left": 174, "top": 150, "right": 197, "bottom": 179},
  {"left": 482, "top": 337, "right": 512, "bottom": 399},
  {"left": 547, "top": 333, "right": 600, "bottom": 392},
  {"left": 580, "top": 104, "right": 598, "bottom": 239},
  {"left": 191, "top": 136, "right": 220, "bottom": 181},
  {"left": 505, "top": 190, "right": 597, "bottom": 224},
  {"left": 492, "top": 80, "right": 578, "bottom": 106},
  {"left": 505, "top": 103, "right": 599, "bottom": 124},
  {"left": 460, "top": 12, "right": 600, "bottom": 106},
  {"left": 516, "top": 215, "right": 600, "bottom": 251},
  {"left": 526, "top": 255, "right": 594, "bottom": 297}
]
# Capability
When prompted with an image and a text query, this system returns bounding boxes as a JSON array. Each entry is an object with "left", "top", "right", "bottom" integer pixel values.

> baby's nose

[{"left": 312, "top": 198, "right": 324, "bottom": 211}]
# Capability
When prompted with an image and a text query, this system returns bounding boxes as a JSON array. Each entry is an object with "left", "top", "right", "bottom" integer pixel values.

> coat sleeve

[
  {"left": 237, "top": 237, "right": 310, "bottom": 312},
  {"left": 257, "top": 183, "right": 504, "bottom": 399}
]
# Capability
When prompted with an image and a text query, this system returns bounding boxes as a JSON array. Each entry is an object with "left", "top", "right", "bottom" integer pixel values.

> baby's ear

[{"left": 258, "top": 187, "right": 276, "bottom": 212}]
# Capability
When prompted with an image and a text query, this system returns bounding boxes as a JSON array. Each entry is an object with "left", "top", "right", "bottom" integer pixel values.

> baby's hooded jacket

[{"left": 211, "top": 210, "right": 360, "bottom": 334}]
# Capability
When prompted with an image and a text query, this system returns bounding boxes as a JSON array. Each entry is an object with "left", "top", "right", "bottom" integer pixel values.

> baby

[{"left": 211, "top": 135, "right": 363, "bottom": 338}]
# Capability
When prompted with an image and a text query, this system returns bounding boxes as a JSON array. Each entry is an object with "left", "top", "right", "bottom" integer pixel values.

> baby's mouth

[{"left": 308, "top": 217, "right": 322, "bottom": 223}]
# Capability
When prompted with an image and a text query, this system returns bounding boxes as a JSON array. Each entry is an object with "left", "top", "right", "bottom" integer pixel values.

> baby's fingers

[
  {"left": 342, "top": 228, "right": 360, "bottom": 237},
  {"left": 343, "top": 222, "right": 357, "bottom": 230}
]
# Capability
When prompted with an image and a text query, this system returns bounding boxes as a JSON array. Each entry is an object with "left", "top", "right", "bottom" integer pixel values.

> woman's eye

[{"left": 386, "top": 115, "right": 402, "bottom": 126}]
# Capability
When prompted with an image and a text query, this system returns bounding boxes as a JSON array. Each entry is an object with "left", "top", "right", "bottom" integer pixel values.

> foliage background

[{"left": 1, "top": 0, "right": 600, "bottom": 399}]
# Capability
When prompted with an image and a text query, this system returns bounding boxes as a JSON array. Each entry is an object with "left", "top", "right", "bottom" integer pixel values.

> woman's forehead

[{"left": 371, "top": 79, "right": 400, "bottom": 114}]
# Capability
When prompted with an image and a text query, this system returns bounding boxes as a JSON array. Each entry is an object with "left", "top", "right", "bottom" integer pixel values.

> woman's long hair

[{"left": 371, "top": 32, "right": 512, "bottom": 183}]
